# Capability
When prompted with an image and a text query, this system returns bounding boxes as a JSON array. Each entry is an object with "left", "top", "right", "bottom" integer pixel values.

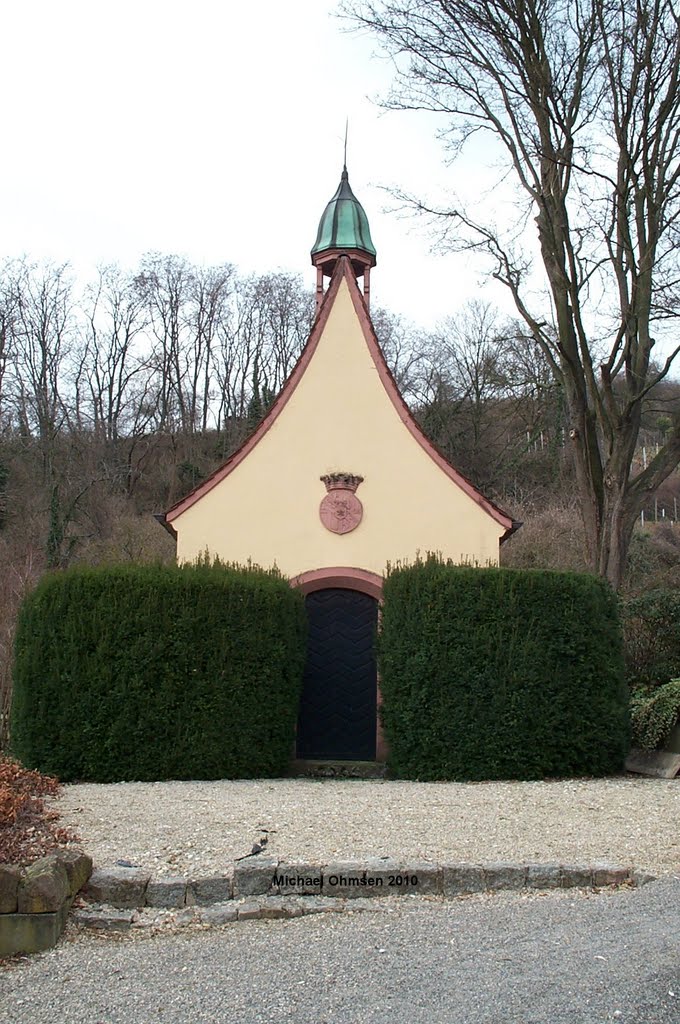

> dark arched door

[{"left": 296, "top": 588, "right": 378, "bottom": 760}]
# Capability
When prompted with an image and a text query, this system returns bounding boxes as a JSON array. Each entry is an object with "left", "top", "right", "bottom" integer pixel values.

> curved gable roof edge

[
  {"left": 164, "top": 256, "right": 517, "bottom": 539},
  {"left": 164, "top": 262, "right": 345, "bottom": 523},
  {"left": 341, "top": 264, "right": 516, "bottom": 536}
]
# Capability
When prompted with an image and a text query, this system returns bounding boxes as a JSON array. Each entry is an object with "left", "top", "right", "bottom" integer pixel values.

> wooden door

[{"left": 296, "top": 588, "right": 378, "bottom": 760}]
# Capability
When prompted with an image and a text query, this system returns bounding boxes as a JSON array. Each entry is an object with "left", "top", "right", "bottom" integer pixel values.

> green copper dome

[{"left": 311, "top": 167, "right": 377, "bottom": 260}]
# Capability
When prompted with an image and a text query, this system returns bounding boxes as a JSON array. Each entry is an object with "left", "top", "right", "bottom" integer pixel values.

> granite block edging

[{"left": 76, "top": 856, "right": 655, "bottom": 919}]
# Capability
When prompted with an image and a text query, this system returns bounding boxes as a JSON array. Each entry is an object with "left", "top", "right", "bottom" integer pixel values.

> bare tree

[
  {"left": 213, "top": 274, "right": 263, "bottom": 433},
  {"left": 434, "top": 302, "right": 507, "bottom": 440},
  {"left": 188, "top": 264, "right": 236, "bottom": 433},
  {"left": 78, "top": 265, "right": 151, "bottom": 443},
  {"left": 213, "top": 271, "right": 312, "bottom": 438},
  {"left": 345, "top": 0, "right": 680, "bottom": 587},
  {"left": 135, "top": 254, "right": 194, "bottom": 433},
  {"left": 0, "top": 273, "right": 16, "bottom": 432},
  {"left": 401, "top": 302, "right": 527, "bottom": 490},
  {"left": 255, "top": 271, "right": 314, "bottom": 392},
  {"left": 135, "top": 255, "right": 243, "bottom": 438},
  {"left": 2, "top": 259, "right": 74, "bottom": 481},
  {"left": 372, "top": 305, "right": 433, "bottom": 402}
]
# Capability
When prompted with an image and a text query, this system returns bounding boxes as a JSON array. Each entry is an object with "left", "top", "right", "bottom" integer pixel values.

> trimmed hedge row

[
  {"left": 10, "top": 562, "right": 306, "bottom": 782},
  {"left": 379, "top": 559, "right": 629, "bottom": 780}
]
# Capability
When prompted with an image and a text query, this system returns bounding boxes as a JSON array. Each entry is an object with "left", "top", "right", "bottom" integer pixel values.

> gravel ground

[
  {"left": 52, "top": 776, "right": 680, "bottom": 876},
  {"left": 2, "top": 881, "right": 679, "bottom": 1023}
]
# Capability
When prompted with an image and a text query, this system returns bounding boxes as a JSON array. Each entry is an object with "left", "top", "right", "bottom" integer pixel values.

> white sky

[{"left": 0, "top": 0, "right": 516, "bottom": 329}]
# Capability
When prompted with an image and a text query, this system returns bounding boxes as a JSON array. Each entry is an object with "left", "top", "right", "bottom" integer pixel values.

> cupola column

[{"left": 315, "top": 266, "right": 325, "bottom": 312}]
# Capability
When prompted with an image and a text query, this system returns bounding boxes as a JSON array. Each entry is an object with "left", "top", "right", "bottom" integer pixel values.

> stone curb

[
  {"left": 72, "top": 895, "right": 375, "bottom": 933},
  {"left": 80, "top": 857, "right": 655, "bottom": 915}
]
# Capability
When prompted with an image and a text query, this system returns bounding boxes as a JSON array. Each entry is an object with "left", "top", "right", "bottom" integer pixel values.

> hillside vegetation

[{"left": 1, "top": 256, "right": 679, "bottom": 748}]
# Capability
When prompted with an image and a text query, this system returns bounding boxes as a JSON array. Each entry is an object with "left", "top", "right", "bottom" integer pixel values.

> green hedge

[
  {"left": 379, "top": 559, "right": 629, "bottom": 780},
  {"left": 621, "top": 588, "right": 680, "bottom": 690},
  {"left": 11, "top": 562, "right": 306, "bottom": 782}
]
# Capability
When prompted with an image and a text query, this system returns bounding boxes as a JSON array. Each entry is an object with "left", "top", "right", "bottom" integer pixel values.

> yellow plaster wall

[{"left": 173, "top": 278, "right": 504, "bottom": 577}]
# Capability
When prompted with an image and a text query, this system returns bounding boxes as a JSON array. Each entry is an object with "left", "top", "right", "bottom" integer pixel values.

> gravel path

[
  {"left": 2, "top": 882, "right": 680, "bottom": 1024},
  {"left": 52, "top": 776, "right": 680, "bottom": 876}
]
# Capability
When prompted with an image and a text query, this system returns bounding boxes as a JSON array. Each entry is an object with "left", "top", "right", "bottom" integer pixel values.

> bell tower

[{"left": 311, "top": 165, "right": 377, "bottom": 312}]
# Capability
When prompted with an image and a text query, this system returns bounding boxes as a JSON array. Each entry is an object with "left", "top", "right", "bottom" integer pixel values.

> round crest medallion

[
  {"left": 319, "top": 491, "right": 363, "bottom": 534},
  {"left": 319, "top": 472, "right": 364, "bottom": 535}
]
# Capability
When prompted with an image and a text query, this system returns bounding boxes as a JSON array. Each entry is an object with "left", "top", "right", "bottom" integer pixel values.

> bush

[
  {"left": 379, "top": 558, "right": 629, "bottom": 780},
  {"left": 621, "top": 588, "right": 680, "bottom": 690},
  {"left": 10, "top": 561, "right": 306, "bottom": 782},
  {"left": 623, "top": 525, "right": 680, "bottom": 595},
  {"left": 629, "top": 679, "right": 680, "bottom": 751}
]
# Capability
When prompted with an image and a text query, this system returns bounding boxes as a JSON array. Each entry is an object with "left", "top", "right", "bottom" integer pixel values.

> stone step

[
  {"left": 71, "top": 857, "right": 658, "bottom": 935},
  {"left": 289, "top": 759, "right": 388, "bottom": 779},
  {"left": 72, "top": 894, "right": 370, "bottom": 933},
  {"left": 78, "top": 857, "right": 655, "bottom": 915}
]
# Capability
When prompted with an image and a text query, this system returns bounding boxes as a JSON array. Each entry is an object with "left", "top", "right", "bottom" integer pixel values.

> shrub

[
  {"left": 379, "top": 558, "right": 629, "bottom": 780},
  {"left": 623, "top": 525, "right": 680, "bottom": 595},
  {"left": 501, "top": 500, "right": 590, "bottom": 574},
  {"left": 621, "top": 588, "right": 680, "bottom": 690},
  {"left": 629, "top": 679, "right": 680, "bottom": 751},
  {"left": 10, "top": 561, "right": 306, "bottom": 782}
]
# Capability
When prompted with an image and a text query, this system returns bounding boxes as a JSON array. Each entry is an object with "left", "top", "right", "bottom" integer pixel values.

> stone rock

[
  {"left": 186, "top": 875, "right": 233, "bottom": 906},
  {"left": 271, "top": 862, "right": 324, "bottom": 896},
  {"left": 0, "top": 864, "right": 23, "bottom": 914},
  {"left": 483, "top": 863, "right": 527, "bottom": 891},
  {"left": 591, "top": 862, "right": 632, "bottom": 888},
  {"left": 296, "top": 895, "right": 346, "bottom": 915},
  {"left": 198, "top": 904, "right": 239, "bottom": 926},
  {"left": 394, "top": 860, "right": 441, "bottom": 896},
  {"left": 72, "top": 907, "right": 134, "bottom": 931},
  {"left": 84, "top": 866, "right": 151, "bottom": 909},
  {"left": 322, "top": 860, "right": 399, "bottom": 898},
  {"left": 57, "top": 850, "right": 93, "bottom": 897},
  {"left": 0, "top": 910, "right": 66, "bottom": 956},
  {"left": 17, "top": 856, "right": 70, "bottom": 914},
  {"left": 525, "top": 863, "right": 563, "bottom": 889},
  {"left": 632, "top": 869, "right": 657, "bottom": 887},
  {"left": 145, "top": 876, "right": 188, "bottom": 908},
  {"left": 237, "top": 901, "right": 262, "bottom": 920},
  {"left": 257, "top": 896, "right": 302, "bottom": 920},
  {"left": 625, "top": 749, "right": 680, "bottom": 779},
  {"left": 276, "top": 897, "right": 304, "bottom": 918},
  {"left": 233, "top": 856, "right": 279, "bottom": 898},
  {"left": 560, "top": 864, "right": 595, "bottom": 888},
  {"left": 440, "top": 863, "right": 485, "bottom": 895}
]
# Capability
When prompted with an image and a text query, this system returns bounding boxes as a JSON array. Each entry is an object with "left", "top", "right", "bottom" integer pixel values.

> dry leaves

[{"left": 0, "top": 756, "right": 79, "bottom": 866}]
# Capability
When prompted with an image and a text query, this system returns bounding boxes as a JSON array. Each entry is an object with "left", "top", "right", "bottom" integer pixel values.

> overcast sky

[{"left": 0, "top": 0, "right": 516, "bottom": 327}]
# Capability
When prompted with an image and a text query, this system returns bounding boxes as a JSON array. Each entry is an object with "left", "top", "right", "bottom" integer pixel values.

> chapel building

[{"left": 160, "top": 167, "right": 516, "bottom": 763}]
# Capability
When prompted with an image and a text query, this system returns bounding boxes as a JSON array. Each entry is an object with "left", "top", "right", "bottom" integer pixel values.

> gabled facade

[
  {"left": 164, "top": 255, "right": 514, "bottom": 580},
  {"left": 161, "top": 168, "right": 516, "bottom": 763}
]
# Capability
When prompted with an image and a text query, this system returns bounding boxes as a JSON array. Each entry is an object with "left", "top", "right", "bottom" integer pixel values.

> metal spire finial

[{"left": 343, "top": 118, "right": 348, "bottom": 172}]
